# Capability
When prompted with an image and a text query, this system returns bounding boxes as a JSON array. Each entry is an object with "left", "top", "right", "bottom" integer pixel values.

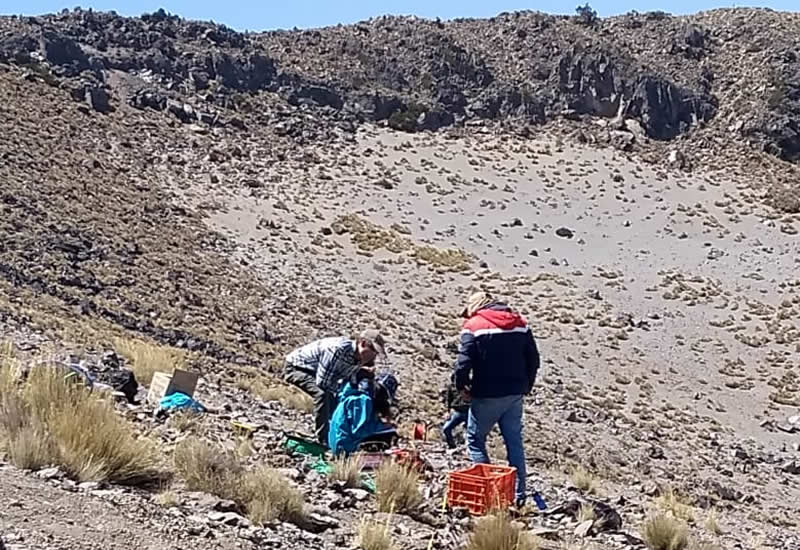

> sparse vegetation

[
  {"left": 575, "top": 4, "right": 598, "bottom": 26},
  {"left": 156, "top": 489, "right": 180, "bottom": 508},
  {"left": 375, "top": 460, "right": 422, "bottom": 513},
  {"left": 578, "top": 502, "right": 597, "bottom": 523},
  {"left": 173, "top": 437, "right": 305, "bottom": 524},
  {"left": 331, "top": 214, "right": 472, "bottom": 271},
  {"left": 173, "top": 437, "right": 242, "bottom": 497},
  {"left": 240, "top": 466, "right": 305, "bottom": 524},
  {"left": 642, "top": 514, "right": 689, "bottom": 550},
  {"left": 113, "top": 337, "right": 186, "bottom": 386},
  {"left": 656, "top": 487, "right": 694, "bottom": 522},
  {"left": 467, "top": 511, "right": 539, "bottom": 550},
  {"left": 0, "top": 356, "right": 163, "bottom": 485},
  {"left": 358, "top": 518, "right": 395, "bottom": 550},
  {"left": 570, "top": 464, "right": 597, "bottom": 494},
  {"left": 169, "top": 410, "right": 203, "bottom": 433},
  {"left": 704, "top": 509, "right": 723, "bottom": 535},
  {"left": 330, "top": 454, "right": 364, "bottom": 488},
  {"left": 388, "top": 104, "right": 426, "bottom": 133},
  {"left": 252, "top": 376, "right": 313, "bottom": 412},
  {"left": 769, "top": 183, "right": 800, "bottom": 214}
]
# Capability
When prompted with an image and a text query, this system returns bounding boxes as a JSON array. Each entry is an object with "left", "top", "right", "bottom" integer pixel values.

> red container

[
  {"left": 390, "top": 449, "right": 426, "bottom": 473},
  {"left": 447, "top": 464, "right": 516, "bottom": 515}
]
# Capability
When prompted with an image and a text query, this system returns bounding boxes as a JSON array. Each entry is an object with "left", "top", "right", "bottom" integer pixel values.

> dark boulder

[
  {"left": 468, "top": 84, "right": 546, "bottom": 121},
  {"left": 625, "top": 74, "right": 717, "bottom": 139},
  {"left": 39, "top": 31, "right": 89, "bottom": 76},
  {"left": 0, "top": 34, "right": 38, "bottom": 63},
  {"left": 417, "top": 109, "right": 455, "bottom": 131},
  {"left": 71, "top": 81, "right": 112, "bottom": 113},
  {"left": 129, "top": 89, "right": 167, "bottom": 111},
  {"left": 558, "top": 51, "right": 624, "bottom": 118},
  {"left": 684, "top": 25, "right": 708, "bottom": 49},
  {"left": 287, "top": 85, "right": 343, "bottom": 109},
  {"left": 210, "top": 51, "right": 277, "bottom": 92}
]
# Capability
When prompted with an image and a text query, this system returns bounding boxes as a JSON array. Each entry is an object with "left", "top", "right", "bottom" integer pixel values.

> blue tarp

[{"left": 159, "top": 392, "right": 205, "bottom": 413}]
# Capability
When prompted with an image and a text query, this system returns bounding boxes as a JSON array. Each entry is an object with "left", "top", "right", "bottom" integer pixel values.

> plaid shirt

[{"left": 285, "top": 336, "right": 358, "bottom": 393}]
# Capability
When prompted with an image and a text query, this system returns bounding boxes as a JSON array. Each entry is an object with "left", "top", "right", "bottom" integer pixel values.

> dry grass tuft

[
  {"left": 375, "top": 460, "right": 422, "bottom": 513},
  {"left": 240, "top": 466, "right": 305, "bottom": 524},
  {"left": 704, "top": 509, "right": 723, "bottom": 535},
  {"left": 570, "top": 464, "right": 597, "bottom": 494},
  {"left": 332, "top": 214, "right": 472, "bottom": 271},
  {"left": 156, "top": 489, "right": 181, "bottom": 508},
  {"left": 252, "top": 377, "right": 313, "bottom": 413},
  {"left": 467, "top": 511, "right": 539, "bottom": 550},
  {"left": 6, "top": 424, "right": 55, "bottom": 471},
  {"left": 170, "top": 411, "right": 202, "bottom": 433},
  {"left": 1, "top": 360, "right": 162, "bottom": 484},
  {"left": 642, "top": 514, "right": 689, "bottom": 550},
  {"left": 358, "top": 519, "right": 395, "bottom": 550},
  {"left": 46, "top": 385, "right": 161, "bottom": 483},
  {"left": 113, "top": 337, "right": 186, "bottom": 386},
  {"left": 0, "top": 341, "right": 21, "bottom": 395},
  {"left": 656, "top": 487, "right": 694, "bottom": 522},
  {"left": 173, "top": 437, "right": 304, "bottom": 525},
  {"left": 330, "top": 454, "right": 364, "bottom": 488},
  {"left": 173, "top": 437, "right": 242, "bottom": 498},
  {"left": 577, "top": 502, "right": 597, "bottom": 523}
]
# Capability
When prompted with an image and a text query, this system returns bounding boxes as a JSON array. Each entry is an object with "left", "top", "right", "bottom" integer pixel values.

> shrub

[
  {"left": 570, "top": 464, "right": 597, "bottom": 494},
  {"left": 656, "top": 487, "right": 694, "bottom": 522},
  {"left": 173, "top": 437, "right": 241, "bottom": 498},
  {"left": 156, "top": 489, "right": 180, "bottom": 508},
  {"left": 6, "top": 424, "right": 55, "bottom": 471},
  {"left": 240, "top": 466, "right": 305, "bottom": 524},
  {"left": 174, "top": 437, "right": 305, "bottom": 525},
  {"left": 358, "top": 519, "right": 394, "bottom": 550},
  {"left": 375, "top": 461, "right": 422, "bottom": 513},
  {"left": 252, "top": 377, "right": 313, "bottom": 412},
  {"left": 388, "top": 104, "right": 426, "bottom": 133},
  {"left": 642, "top": 514, "right": 689, "bottom": 550},
  {"left": 1, "top": 362, "right": 162, "bottom": 485},
  {"left": 467, "top": 511, "right": 539, "bottom": 550},
  {"left": 330, "top": 454, "right": 363, "bottom": 488},
  {"left": 575, "top": 4, "right": 598, "bottom": 26},
  {"left": 113, "top": 337, "right": 186, "bottom": 386}
]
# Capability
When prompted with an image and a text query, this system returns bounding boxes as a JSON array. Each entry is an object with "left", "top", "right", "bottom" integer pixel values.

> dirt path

[{"left": 0, "top": 465, "right": 241, "bottom": 550}]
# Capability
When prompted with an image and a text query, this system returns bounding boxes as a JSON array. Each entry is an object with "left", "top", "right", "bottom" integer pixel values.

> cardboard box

[{"left": 147, "top": 369, "right": 200, "bottom": 405}]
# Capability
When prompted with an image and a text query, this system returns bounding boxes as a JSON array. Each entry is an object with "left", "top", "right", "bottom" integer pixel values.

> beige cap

[
  {"left": 359, "top": 328, "right": 387, "bottom": 357},
  {"left": 461, "top": 291, "right": 493, "bottom": 318}
]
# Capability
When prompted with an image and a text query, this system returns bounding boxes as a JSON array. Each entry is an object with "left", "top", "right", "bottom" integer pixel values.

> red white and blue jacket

[{"left": 454, "top": 303, "right": 540, "bottom": 399}]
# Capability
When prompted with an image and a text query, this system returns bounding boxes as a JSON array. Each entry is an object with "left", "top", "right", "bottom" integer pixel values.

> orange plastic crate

[{"left": 447, "top": 464, "right": 517, "bottom": 515}]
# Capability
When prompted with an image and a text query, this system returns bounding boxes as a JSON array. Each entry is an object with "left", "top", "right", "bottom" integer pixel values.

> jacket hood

[{"left": 470, "top": 303, "right": 527, "bottom": 331}]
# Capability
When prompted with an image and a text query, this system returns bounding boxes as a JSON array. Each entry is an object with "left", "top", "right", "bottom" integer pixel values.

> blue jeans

[
  {"left": 442, "top": 410, "right": 468, "bottom": 448},
  {"left": 467, "top": 395, "right": 526, "bottom": 501}
]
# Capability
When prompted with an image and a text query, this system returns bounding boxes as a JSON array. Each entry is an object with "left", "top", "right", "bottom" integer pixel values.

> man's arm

[
  {"left": 524, "top": 330, "right": 540, "bottom": 394},
  {"left": 454, "top": 329, "right": 477, "bottom": 392}
]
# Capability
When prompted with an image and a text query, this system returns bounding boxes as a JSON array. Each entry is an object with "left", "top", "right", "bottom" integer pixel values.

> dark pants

[
  {"left": 442, "top": 409, "right": 468, "bottom": 449},
  {"left": 283, "top": 365, "right": 335, "bottom": 445}
]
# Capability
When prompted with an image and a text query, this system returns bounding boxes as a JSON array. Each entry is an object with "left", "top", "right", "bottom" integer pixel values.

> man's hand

[{"left": 460, "top": 388, "right": 472, "bottom": 402}]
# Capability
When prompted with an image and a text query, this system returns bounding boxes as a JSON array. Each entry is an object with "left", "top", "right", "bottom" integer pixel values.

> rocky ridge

[{"left": 0, "top": 6, "right": 799, "bottom": 550}]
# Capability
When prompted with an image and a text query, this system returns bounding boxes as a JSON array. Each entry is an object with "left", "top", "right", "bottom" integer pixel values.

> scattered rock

[{"left": 555, "top": 227, "right": 574, "bottom": 239}]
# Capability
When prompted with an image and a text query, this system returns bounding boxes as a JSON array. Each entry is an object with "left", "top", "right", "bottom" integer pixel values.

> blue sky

[{"left": 1, "top": 1, "right": 796, "bottom": 32}]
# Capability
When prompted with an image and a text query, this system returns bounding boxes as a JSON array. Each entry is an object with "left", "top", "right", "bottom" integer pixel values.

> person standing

[
  {"left": 283, "top": 329, "right": 387, "bottom": 444},
  {"left": 441, "top": 372, "right": 470, "bottom": 449},
  {"left": 454, "top": 291, "right": 540, "bottom": 507}
]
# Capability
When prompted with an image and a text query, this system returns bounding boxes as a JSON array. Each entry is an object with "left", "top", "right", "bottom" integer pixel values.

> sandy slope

[{"left": 193, "top": 127, "right": 799, "bottom": 446}]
